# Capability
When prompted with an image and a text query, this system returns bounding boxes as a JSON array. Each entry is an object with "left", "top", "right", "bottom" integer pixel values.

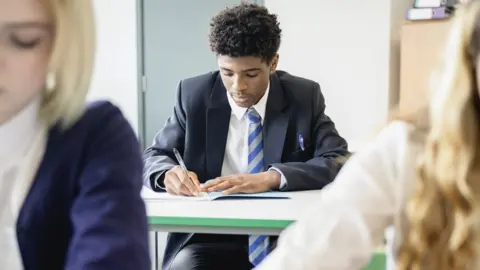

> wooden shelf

[{"left": 399, "top": 19, "right": 453, "bottom": 111}]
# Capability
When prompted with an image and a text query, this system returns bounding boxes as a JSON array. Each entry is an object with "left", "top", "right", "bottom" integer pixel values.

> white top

[
  {"left": 255, "top": 121, "right": 419, "bottom": 270},
  {"left": 223, "top": 84, "right": 286, "bottom": 188},
  {"left": 0, "top": 98, "right": 47, "bottom": 269}
]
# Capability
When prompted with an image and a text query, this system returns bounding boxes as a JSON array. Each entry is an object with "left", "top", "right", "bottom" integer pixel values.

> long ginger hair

[{"left": 396, "top": 1, "right": 480, "bottom": 269}]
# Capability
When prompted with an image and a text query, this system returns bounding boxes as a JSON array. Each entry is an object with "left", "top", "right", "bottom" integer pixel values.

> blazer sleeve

[
  {"left": 142, "top": 81, "right": 186, "bottom": 191},
  {"left": 65, "top": 104, "right": 150, "bottom": 270},
  {"left": 271, "top": 83, "right": 350, "bottom": 191},
  {"left": 256, "top": 122, "right": 408, "bottom": 270}
]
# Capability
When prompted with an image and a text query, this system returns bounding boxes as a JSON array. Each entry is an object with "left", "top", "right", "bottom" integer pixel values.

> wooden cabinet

[{"left": 399, "top": 19, "right": 452, "bottom": 111}]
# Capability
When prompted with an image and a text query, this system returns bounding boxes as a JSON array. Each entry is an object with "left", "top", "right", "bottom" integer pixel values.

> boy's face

[{"left": 217, "top": 54, "right": 278, "bottom": 108}]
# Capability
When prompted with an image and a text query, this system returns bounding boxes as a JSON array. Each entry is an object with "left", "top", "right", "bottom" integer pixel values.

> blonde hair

[
  {"left": 41, "top": 0, "right": 95, "bottom": 128},
  {"left": 397, "top": 2, "right": 480, "bottom": 269}
]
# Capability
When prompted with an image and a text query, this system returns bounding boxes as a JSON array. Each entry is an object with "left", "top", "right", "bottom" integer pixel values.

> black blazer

[{"left": 143, "top": 70, "right": 349, "bottom": 269}]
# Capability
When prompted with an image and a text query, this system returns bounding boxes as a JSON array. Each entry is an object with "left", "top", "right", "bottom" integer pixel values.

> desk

[
  {"left": 144, "top": 189, "right": 320, "bottom": 235},
  {"left": 144, "top": 189, "right": 386, "bottom": 270}
]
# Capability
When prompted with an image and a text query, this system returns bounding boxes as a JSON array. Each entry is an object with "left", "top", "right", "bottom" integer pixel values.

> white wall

[
  {"left": 88, "top": 0, "right": 140, "bottom": 133},
  {"left": 87, "top": 0, "right": 412, "bottom": 149},
  {"left": 265, "top": 0, "right": 412, "bottom": 151}
]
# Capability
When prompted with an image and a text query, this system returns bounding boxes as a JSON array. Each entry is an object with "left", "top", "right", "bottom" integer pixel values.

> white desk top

[{"left": 143, "top": 188, "right": 322, "bottom": 221}]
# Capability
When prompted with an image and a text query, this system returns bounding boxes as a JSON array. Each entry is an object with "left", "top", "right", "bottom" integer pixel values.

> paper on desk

[
  {"left": 141, "top": 188, "right": 210, "bottom": 201},
  {"left": 207, "top": 191, "right": 290, "bottom": 200},
  {"left": 141, "top": 188, "right": 290, "bottom": 201}
]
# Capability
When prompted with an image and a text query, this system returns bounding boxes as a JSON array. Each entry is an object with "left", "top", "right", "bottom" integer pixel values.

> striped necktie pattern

[{"left": 246, "top": 107, "right": 270, "bottom": 266}]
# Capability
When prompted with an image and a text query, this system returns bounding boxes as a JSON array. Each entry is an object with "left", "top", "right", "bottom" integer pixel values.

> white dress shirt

[
  {"left": 0, "top": 98, "right": 47, "bottom": 269},
  {"left": 255, "top": 121, "right": 420, "bottom": 270},
  {"left": 223, "top": 85, "right": 287, "bottom": 188}
]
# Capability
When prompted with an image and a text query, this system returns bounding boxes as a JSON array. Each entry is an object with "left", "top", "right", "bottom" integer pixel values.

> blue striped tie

[{"left": 247, "top": 108, "right": 269, "bottom": 266}]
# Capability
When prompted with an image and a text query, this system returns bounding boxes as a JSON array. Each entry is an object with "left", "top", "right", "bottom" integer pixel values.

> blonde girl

[{"left": 0, "top": 0, "right": 150, "bottom": 268}]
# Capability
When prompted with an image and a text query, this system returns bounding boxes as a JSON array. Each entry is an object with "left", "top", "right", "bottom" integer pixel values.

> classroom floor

[{"left": 363, "top": 252, "right": 386, "bottom": 270}]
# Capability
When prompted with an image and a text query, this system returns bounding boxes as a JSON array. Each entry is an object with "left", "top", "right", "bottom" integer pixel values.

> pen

[
  {"left": 172, "top": 148, "right": 199, "bottom": 195},
  {"left": 298, "top": 134, "right": 305, "bottom": 151}
]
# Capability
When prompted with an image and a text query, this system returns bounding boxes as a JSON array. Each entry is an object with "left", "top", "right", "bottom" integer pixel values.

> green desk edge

[
  {"left": 148, "top": 216, "right": 293, "bottom": 228},
  {"left": 149, "top": 216, "right": 386, "bottom": 270}
]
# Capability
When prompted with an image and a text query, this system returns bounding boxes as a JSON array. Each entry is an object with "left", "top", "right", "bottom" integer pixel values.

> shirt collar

[{"left": 227, "top": 82, "right": 270, "bottom": 121}]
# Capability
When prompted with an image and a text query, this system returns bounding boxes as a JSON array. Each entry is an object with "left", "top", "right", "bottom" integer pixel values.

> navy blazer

[
  {"left": 143, "top": 70, "right": 349, "bottom": 269},
  {"left": 17, "top": 101, "right": 150, "bottom": 269}
]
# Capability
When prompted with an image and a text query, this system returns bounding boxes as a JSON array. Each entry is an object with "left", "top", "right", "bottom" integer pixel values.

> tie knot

[{"left": 247, "top": 108, "right": 261, "bottom": 123}]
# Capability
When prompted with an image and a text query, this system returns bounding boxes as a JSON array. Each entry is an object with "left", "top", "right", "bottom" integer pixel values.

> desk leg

[
  {"left": 149, "top": 231, "right": 158, "bottom": 270},
  {"left": 155, "top": 232, "right": 159, "bottom": 270}
]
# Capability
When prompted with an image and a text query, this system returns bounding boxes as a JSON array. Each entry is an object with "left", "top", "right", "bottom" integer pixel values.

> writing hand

[
  {"left": 200, "top": 171, "right": 281, "bottom": 195},
  {"left": 164, "top": 166, "right": 201, "bottom": 196}
]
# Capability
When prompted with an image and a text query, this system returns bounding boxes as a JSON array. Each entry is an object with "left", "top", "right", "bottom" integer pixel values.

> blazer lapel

[
  {"left": 263, "top": 73, "right": 290, "bottom": 166},
  {"left": 17, "top": 127, "right": 58, "bottom": 233},
  {"left": 205, "top": 75, "right": 231, "bottom": 179}
]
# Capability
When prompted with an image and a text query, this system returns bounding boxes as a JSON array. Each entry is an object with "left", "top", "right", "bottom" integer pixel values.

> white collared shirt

[
  {"left": 255, "top": 121, "right": 419, "bottom": 270},
  {"left": 0, "top": 98, "right": 46, "bottom": 269},
  {"left": 222, "top": 84, "right": 287, "bottom": 188}
]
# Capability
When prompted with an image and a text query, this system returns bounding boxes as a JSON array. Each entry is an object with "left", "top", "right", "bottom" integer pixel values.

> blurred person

[
  {"left": 255, "top": 1, "right": 480, "bottom": 269},
  {"left": 0, "top": 0, "right": 150, "bottom": 269}
]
